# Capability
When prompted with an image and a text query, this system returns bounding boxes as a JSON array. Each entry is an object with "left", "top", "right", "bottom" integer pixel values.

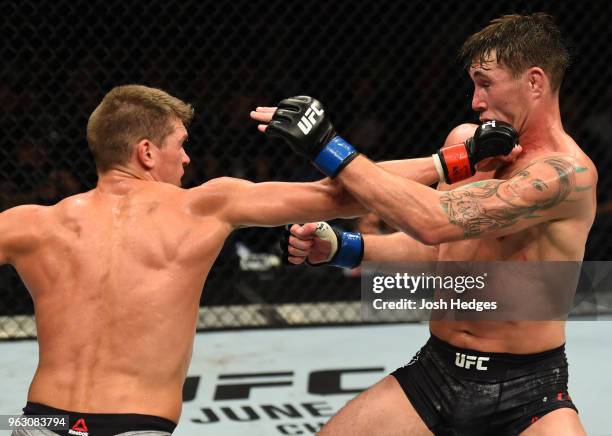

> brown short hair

[
  {"left": 459, "top": 13, "right": 569, "bottom": 91},
  {"left": 87, "top": 84, "right": 194, "bottom": 172}
]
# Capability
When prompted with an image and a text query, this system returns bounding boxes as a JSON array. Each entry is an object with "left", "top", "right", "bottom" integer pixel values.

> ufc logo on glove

[{"left": 298, "top": 103, "right": 325, "bottom": 135}]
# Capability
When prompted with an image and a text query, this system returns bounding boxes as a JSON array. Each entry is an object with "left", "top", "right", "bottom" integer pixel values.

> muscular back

[
  {"left": 3, "top": 181, "right": 232, "bottom": 422},
  {"left": 0, "top": 171, "right": 351, "bottom": 421}
]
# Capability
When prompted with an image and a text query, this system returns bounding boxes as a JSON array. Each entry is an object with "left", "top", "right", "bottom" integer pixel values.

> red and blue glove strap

[
  {"left": 313, "top": 136, "right": 359, "bottom": 178},
  {"left": 329, "top": 231, "right": 364, "bottom": 268}
]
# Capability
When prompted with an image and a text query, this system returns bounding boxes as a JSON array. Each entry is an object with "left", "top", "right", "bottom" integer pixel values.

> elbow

[
  {"left": 416, "top": 228, "right": 443, "bottom": 246},
  {"left": 397, "top": 215, "right": 444, "bottom": 246},
  {"left": 318, "top": 179, "right": 360, "bottom": 218},
  {"left": 320, "top": 178, "right": 344, "bottom": 200}
]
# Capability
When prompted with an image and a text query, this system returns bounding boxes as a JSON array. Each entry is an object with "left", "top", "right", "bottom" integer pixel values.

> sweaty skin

[
  {"left": 0, "top": 117, "right": 451, "bottom": 422},
  {"left": 0, "top": 116, "right": 342, "bottom": 422},
  {"left": 14, "top": 183, "right": 228, "bottom": 422},
  {"left": 340, "top": 83, "right": 596, "bottom": 358},
  {"left": 287, "top": 122, "right": 595, "bottom": 353},
  {"left": 279, "top": 83, "right": 595, "bottom": 357},
  {"left": 430, "top": 135, "right": 595, "bottom": 354}
]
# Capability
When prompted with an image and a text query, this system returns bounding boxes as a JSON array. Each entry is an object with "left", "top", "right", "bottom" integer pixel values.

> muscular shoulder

[
  {"left": 0, "top": 204, "right": 48, "bottom": 223},
  {"left": 184, "top": 177, "right": 252, "bottom": 219},
  {"left": 0, "top": 204, "right": 50, "bottom": 264}
]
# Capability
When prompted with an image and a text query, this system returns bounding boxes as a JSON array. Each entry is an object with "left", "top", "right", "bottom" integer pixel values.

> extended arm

[
  {"left": 190, "top": 177, "right": 365, "bottom": 229},
  {"left": 337, "top": 155, "right": 590, "bottom": 245},
  {"left": 285, "top": 223, "right": 439, "bottom": 266},
  {"left": 373, "top": 157, "right": 440, "bottom": 186},
  {"left": 191, "top": 153, "right": 447, "bottom": 230},
  {"left": 251, "top": 101, "right": 520, "bottom": 212},
  {"left": 362, "top": 232, "right": 438, "bottom": 262}
]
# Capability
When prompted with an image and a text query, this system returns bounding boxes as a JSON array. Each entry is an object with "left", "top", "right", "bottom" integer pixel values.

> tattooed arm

[{"left": 335, "top": 155, "right": 593, "bottom": 245}]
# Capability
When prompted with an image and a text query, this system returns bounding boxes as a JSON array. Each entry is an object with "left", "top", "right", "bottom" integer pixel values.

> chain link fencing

[{"left": 1, "top": 0, "right": 611, "bottom": 338}]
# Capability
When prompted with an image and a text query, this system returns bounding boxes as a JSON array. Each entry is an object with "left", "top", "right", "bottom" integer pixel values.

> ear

[
  {"left": 135, "top": 139, "right": 156, "bottom": 170},
  {"left": 526, "top": 67, "right": 547, "bottom": 97}
]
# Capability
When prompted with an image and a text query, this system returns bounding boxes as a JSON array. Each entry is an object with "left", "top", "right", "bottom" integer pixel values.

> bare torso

[
  {"left": 431, "top": 132, "right": 597, "bottom": 353},
  {"left": 15, "top": 181, "right": 231, "bottom": 422}
]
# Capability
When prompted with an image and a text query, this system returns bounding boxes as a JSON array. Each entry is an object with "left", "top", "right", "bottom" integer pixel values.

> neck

[
  {"left": 517, "top": 96, "right": 565, "bottom": 157},
  {"left": 96, "top": 166, "right": 155, "bottom": 195}
]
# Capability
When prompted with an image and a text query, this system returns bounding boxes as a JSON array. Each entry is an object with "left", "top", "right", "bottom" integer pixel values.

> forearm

[
  {"left": 224, "top": 179, "right": 366, "bottom": 228},
  {"left": 376, "top": 157, "right": 439, "bottom": 186},
  {"left": 363, "top": 232, "right": 438, "bottom": 262},
  {"left": 337, "top": 155, "right": 450, "bottom": 245},
  {"left": 319, "top": 156, "right": 441, "bottom": 217}
]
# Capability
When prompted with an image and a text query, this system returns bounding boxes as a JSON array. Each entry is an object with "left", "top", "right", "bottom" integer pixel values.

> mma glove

[
  {"left": 433, "top": 120, "right": 519, "bottom": 184},
  {"left": 281, "top": 222, "right": 364, "bottom": 269},
  {"left": 266, "top": 96, "right": 358, "bottom": 178},
  {"left": 267, "top": 96, "right": 518, "bottom": 183}
]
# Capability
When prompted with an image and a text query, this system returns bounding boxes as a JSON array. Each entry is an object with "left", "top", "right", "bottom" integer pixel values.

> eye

[{"left": 532, "top": 179, "right": 548, "bottom": 191}]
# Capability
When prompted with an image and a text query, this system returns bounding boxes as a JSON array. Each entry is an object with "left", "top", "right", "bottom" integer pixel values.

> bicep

[
  {"left": 363, "top": 232, "right": 438, "bottom": 262},
  {"left": 436, "top": 157, "right": 588, "bottom": 241},
  {"left": 197, "top": 177, "right": 361, "bottom": 229},
  {"left": 376, "top": 157, "right": 439, "bottom": 185}
]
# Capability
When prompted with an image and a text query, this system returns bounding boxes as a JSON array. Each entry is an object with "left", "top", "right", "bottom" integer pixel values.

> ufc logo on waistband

[
  {"left": 298, "top": 103, "right": 324, "bottom": 135},
  {"left": 455, "top": 352, "right": 490, "bottom": 370}
]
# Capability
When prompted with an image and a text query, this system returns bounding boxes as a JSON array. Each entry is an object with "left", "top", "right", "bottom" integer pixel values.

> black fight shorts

[
  {"left": 391, "top": 334, "right": 577, "bottom": 436},
  {"left": 12, "top": 402, "right": 176, "bottom": 436}
]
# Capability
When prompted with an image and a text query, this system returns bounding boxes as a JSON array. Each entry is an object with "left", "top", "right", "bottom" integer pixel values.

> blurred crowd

[{"left": 1, "top": 74, "right": 611, "bottom": 214}]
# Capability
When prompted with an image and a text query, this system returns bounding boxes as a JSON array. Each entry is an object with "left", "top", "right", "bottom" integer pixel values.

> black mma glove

[
  {"left": 433, "top": 120, "right": 519, "bottom": 184},
  {"left": 267, "top": 96, "right": 358, "bottom": 178}
]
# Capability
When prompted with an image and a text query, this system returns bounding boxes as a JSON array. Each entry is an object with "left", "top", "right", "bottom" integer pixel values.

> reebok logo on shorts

[{"left": 68, "top": 418, "right": 89, "bottom": 436}]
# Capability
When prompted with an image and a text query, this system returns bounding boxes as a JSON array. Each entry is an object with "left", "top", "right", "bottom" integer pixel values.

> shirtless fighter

[
  {"left": 0, "top": 83, "right": 517, "bottom": 435},
  {"left": 254, "top": 13, "right": 597, "bottom": 436}
]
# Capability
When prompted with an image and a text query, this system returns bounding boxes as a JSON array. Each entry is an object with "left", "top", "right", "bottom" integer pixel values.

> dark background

[{"left": 1, "top": 0, "right": 611, "bottom": 333}]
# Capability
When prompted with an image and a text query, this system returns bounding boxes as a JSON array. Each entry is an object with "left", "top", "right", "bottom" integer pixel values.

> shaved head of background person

[
  {"left": 257, "top": 13, "right": 597, "bottom": 436},
  {"left": 0, "top": 84, "right": 508, "bottom": 434}
]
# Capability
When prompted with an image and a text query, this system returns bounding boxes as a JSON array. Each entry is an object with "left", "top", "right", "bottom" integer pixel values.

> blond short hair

[{"left": 87, "top": 84, "right": 194, "bottom": 172}]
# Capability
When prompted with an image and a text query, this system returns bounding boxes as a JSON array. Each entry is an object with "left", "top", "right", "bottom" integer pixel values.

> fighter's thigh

[
  {"left": 318, "top": 375, "right": 432, "bottom": 436},
  {"left": 520, "top": 408, "right": 586, "bottom": 436}
]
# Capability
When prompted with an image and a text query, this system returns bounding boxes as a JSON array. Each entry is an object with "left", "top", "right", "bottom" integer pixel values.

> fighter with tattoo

[{"left": 253, "top": 13, "right": 596, "bottom": 436}]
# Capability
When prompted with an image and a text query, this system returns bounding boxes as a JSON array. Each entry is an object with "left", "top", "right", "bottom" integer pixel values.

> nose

[
  {"left": 471, "top": 88, "right": 487, "bottom": 113},
  {"left": 182, "top": 149, "right": 191, "bottom": 167}
]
